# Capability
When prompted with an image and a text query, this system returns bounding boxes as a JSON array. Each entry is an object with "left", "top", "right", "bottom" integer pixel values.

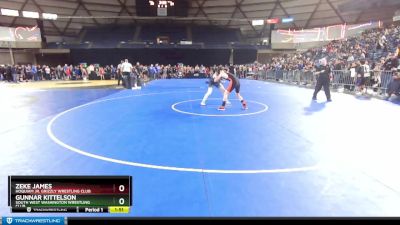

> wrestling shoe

[
  {"left": 242, "top": 102, "right": 248, "bottom": 110},
  {"left": 218, "top": 106, "right": 226, "bottom": 111},
  {"left": 200, "top": 101, "right": 206, "bottom": 106}
]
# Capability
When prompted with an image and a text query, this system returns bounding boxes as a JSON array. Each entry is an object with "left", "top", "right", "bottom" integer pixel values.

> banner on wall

[
  {"left": 271, "top": 21, "right": 381, "bottom": 45},
  {"left": 0, "top": 25, "right": 42, "bottom": 48}
]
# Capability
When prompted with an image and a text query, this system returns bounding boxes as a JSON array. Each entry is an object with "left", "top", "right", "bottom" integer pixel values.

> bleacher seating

[
  {"left": 83, "top": 26, "right": 134, "bottom": 43},
  {"left": 192, "top": 26, "right": 239, "bottom": 44},
  {"left": 45, "top": 25, "right": 252, "bottom": 50},
  {"left": 139, "top": 25, "right": 186, "bottom": 43}
]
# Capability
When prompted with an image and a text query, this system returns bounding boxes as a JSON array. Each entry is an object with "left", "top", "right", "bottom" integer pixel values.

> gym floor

[{"left": 1, "top": 79, "right": 400, "bottom": 216}]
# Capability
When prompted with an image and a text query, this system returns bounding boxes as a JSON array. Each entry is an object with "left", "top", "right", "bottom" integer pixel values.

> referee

[
  {"left": 121, "top": 59, "right": 133, "bottom": 89},
  {"left": 312, "top": 58, "right": 332, "bottom": 102}
]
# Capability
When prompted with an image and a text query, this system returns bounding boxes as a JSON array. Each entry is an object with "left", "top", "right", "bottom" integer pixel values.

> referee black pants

[{"left": 313, "top": 75, "right": 331, "bottom": 100}]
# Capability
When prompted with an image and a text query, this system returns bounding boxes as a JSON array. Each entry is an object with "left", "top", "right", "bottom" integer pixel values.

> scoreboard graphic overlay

[{"left": 8, "top": 176, "right": 132, "bottom": 214}]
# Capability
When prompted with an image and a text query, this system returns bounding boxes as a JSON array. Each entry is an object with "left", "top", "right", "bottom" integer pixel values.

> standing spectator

[
  {"left": 162, "top": 65, "right": 168, "bottom": 79},
  {"left": 44, "top": 65, "right": 51, "bottom": 80},
  {"left": 26, "top": 64, "right": 32, "bottom": 80},
  {"left": 80, "top": 65, "right": 88, "bottom": 80},
  {"left": 333, "top": 59, "right": 343, "bottom": 70},
  {"left": 363, "top": 60, "right": 371, "bottom": 90},
  {"left": 383, "top": 54, "right": 399, "bottom": 71},
  {"left": 117, "top": 60, "right": 123, "bottom": 85},
  {"left": 105, "top": 65, "right": 111, "bottom": 80},
  {"left": 87, "top": 64, "right": 95, "bottom": 80},
  {"left": 73, "top": 66, "right": 81, "bottom": 80},
  {"left": 142, "top": 65, "right": 148, "bottom": 83},
  {"left": 135, "top": 62, "right": 142, "bottom": 87},
  {"left": 94, "top": 66, "right": 99, "bottom": 80},
  {"left": 20, "top": 65, "right": 26, "bottom": 82},
  {"left": 348, "top": 62, "right": 357, "bottom": 91},
  {"left": 199, "top": 64, "right": 206, "bottom": 77},
  {"left": 50, "top": 66, "right": 56, "bottom": 80},
  {"left": 32, "top": 64, "right": 38, "bottom": 81},
  {"left": 55, "top": 65, "right": 61, "bottom": 80},
  {"left": 12, "top": 65, "right": 18, "bottom": 83},
  {"left": 131, "top": 66, "right": 140, "bottom": 89},
  {"left": 69, "top": 65, "right": 74, "bottom": 78},
  {"left": 229, "top": 63, "right": 235, "bottom": 75},
  {"left": 63, "top": 64, "right": 69, "bottom": 79},
  {"left": 149, "top": 64, "right": 155, "bottom": 80},
  {"left": 355, "top": 60, "right": 366, "bottom": 95},
  {"left": 6, "top": 65, "right": 12, "bottom": 82},
  {"left": 99, "top": 66, "right": 105, "bottom": 80},
  {"left": 0, "top": 65, "right": 5, "bottom": 81},
  {"left": 157, "top": 64, "right": 162, "bottom": 78},
  {"left": 110, "top": 65, "right": 116, "bottom": 80},
  {"left": 386, "top": 68, "right": 400, "bottom": 99},
  {"left": 37, "top": 65, "right": 43, "bottom": 81},
  {"left": 371, "top": 62, "right": 382, "bottom": 91},
  {"left": 65, "top": 65, "right": 71, "bottom": 80}
]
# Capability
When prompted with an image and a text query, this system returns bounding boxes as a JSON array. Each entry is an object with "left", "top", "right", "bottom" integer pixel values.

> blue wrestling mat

[{"left": 1, "top": 79, "right": 400, "bottom": 216}]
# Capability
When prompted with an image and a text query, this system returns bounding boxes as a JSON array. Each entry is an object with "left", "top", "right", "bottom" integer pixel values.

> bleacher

[
  {"left": 82, "top": 26, "right": 134, "bottom": 48},
  {"left": 83, "top": 26, "right": 134, "bottom": 43},
  {"left": 139, "top": 25, "right": 186, "bottom": 43},
  {"left": 192, "top": 26, "right": 239, "bottom": 45},
  {"left": 45, "top": 25, "right": 256, "bottom": 50}
]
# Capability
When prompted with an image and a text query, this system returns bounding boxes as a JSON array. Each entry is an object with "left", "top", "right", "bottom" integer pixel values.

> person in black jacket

[
  {"left": 117, "top": 60, "right": 124, "bottom": 86},
  {"left": 6, "top": 65, "right": 12, "bottom": 82},
  {"left": 386, "top": 68, "right": 400, "bottom": 100},
  {"left": 312, "top": 58, "right": 332, "bottom": 102},
  {"left": 383, "top": 55, "right": 399, "bottom": 71},
  {"left": 12, "top": 65, "right": 18, "bottom": 83},
  {"left": 135, "top": 62, "right": 142, "bottom": 88},
  {"left": 229, "top": 63, "right": 235, "bottom": 75},
  {"left": 355, "top": 60, "right": 367, "bottom": 95},
  {"left": 0, "top": 65, "right": 5, "bottom": 81}
]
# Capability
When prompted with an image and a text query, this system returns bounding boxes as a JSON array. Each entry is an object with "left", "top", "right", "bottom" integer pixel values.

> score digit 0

[
  {"left": 118, "top": 185, "right": 125, "bottom": 192},
  {"left": 119, "top": 198, "right": 125, "bottom": 205}
]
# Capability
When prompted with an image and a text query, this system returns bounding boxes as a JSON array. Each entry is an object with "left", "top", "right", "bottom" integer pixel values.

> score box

[{"left": 8, "top": 176, "right": 132, "bottom": 213}]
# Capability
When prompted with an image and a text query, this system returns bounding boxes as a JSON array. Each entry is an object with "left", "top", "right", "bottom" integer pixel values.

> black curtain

[{"left": 36, "top": 53, "right": 72, "bottom": 66}]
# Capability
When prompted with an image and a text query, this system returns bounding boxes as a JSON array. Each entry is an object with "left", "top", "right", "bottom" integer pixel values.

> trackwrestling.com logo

[{"left": 2, "top": 217, "right": 64, "bottom": 225}]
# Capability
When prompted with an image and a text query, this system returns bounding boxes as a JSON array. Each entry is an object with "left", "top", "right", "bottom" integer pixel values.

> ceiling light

[
  {"left": 1, "top": 8, "right": 19, "bottom": 17},
  {"left": 42, "top": 13, "right": 57, "bottom": 20},
  {"left": 22, "top": 11, "right": 39, "bottom": 19},
  {"left": 281, "top": 17, "right": 294, "bottom": 23},
  {"left": 252, "top": 20, "right": 264, "bottom": 26}
]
